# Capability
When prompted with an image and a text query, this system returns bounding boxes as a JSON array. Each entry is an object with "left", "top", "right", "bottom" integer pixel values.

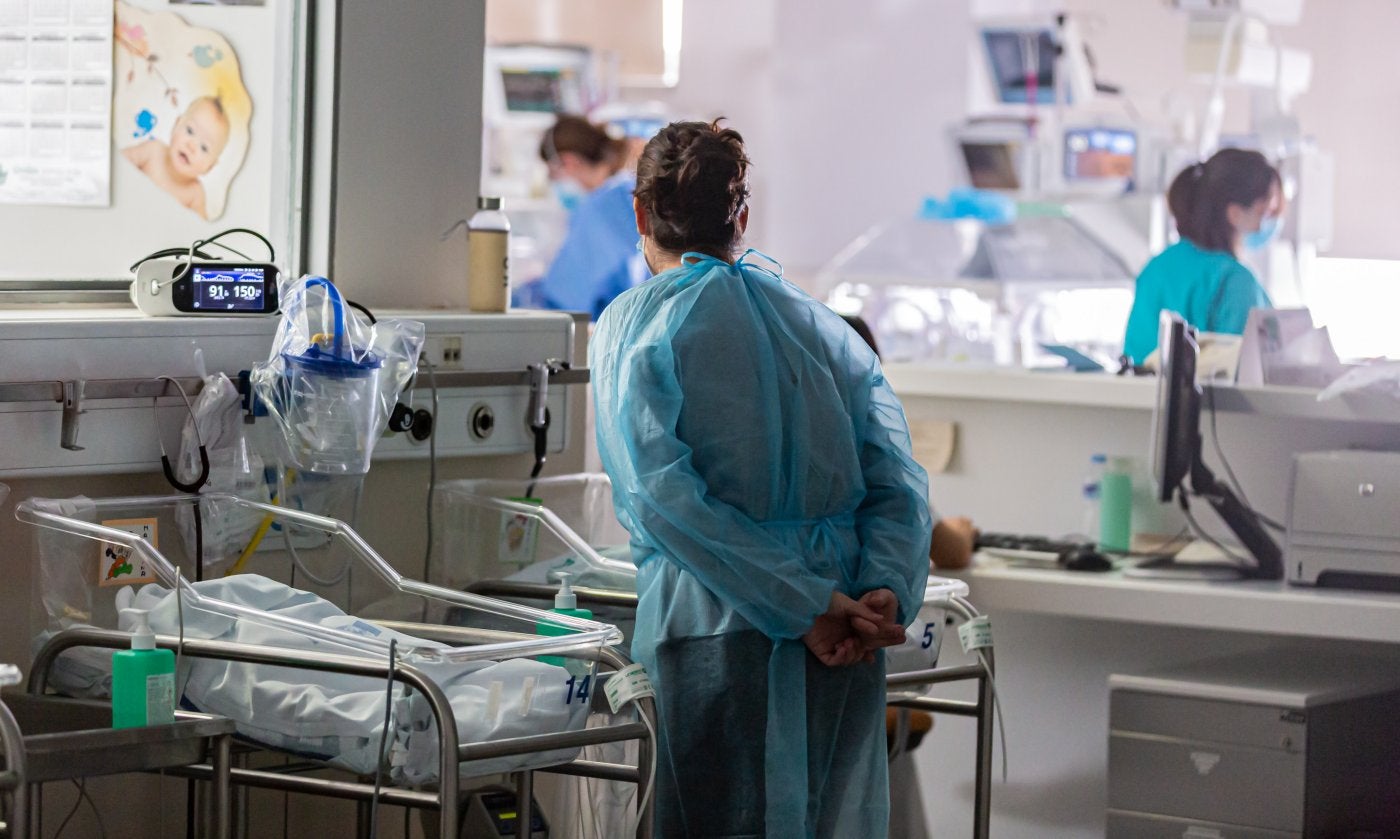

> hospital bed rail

[
  {"left": 466, "top": 580, "right": 996, "bottom": 839},
  {"left": 28, "top": 627, "right": 657, "bottom": 839},
  {"left": 0, "top": 695, "right": 26, "bottom": 839}
]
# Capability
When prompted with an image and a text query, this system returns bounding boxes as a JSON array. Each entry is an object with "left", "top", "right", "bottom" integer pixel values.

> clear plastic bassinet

[{"left": 17, "top": 492, "right": 624, "bottom": 782}]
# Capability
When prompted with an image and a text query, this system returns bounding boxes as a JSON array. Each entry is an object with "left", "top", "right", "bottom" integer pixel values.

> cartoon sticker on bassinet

[{"left": 98, "top": 518, "right": 160, "bottom": 587}]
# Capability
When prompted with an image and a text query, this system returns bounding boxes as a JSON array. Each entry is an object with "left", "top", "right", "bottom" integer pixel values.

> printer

[{"left": 1286, "top": 449, "right": 1400, "bottom": 591}]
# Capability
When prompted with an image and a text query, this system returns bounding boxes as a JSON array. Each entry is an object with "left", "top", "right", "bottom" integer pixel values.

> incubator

[{"left": 820, "top": 201, "right": 1137, "bottom": 368}]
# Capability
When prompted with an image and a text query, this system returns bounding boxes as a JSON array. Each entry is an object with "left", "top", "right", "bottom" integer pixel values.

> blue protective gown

[
  {"left": 591, "top": 251, "right": 932, "bottom": 838},
  {"left": 523, "top": 173, "right": 647, "bottom": 320},
  {"left": 1123, "top": 239, "right": 1272, "bottom": 363}
]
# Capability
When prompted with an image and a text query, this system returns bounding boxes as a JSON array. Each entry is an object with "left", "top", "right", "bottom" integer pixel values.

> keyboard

[{"left": 974, "top": 531, "right": 1095, "bottom": 565}]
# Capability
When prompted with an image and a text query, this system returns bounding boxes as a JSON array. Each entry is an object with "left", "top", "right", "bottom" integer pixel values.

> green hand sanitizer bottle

[
  {"left": 112, "top": 608, "right": 175, "bottom": 728},
  {"left": 537, "top": 573, "right": 592, "bottom": 668}
]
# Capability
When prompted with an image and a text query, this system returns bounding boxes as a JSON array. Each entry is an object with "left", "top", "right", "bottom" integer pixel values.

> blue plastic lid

[{"left": 283, "top": 344, "right": 382, "bottom": 378}]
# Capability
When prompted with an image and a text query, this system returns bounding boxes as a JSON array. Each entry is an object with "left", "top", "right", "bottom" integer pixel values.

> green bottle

[
  {"left": 1099, "top": 457, "right": 1134, "bottom": 553},
  {"left": 112, "top": 609, "right": 175, "bottom": 729},
  {"left": 537, "top": 573, "right": 592, "bottom": 668}
]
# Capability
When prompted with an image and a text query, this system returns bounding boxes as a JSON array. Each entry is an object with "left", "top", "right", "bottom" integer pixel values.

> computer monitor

[
  {"left": 1151, "top": 313, "right": 1199, "bottom": 504},
  {"left": 1150, "top": 312, "right": 1283, "bottom": 579}
]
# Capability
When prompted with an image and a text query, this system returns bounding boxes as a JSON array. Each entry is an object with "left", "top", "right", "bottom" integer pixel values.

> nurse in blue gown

[
  {"left": 515, "top": 114, "right": 646, "bottom": 320},
  {"left": 1123, "top": 148, "right": 1283, "bottom": 362},
  {"left": 592, "top": 120, "right": 932, "bottom": 838}
]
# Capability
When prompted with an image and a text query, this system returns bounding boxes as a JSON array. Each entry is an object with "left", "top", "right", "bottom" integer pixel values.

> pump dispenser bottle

[
  {"left": 112, "top": 609, "right": 176, "bottom": 728},
  {"left": 536, "top": 573, "right": 592, "bottom": 666}
]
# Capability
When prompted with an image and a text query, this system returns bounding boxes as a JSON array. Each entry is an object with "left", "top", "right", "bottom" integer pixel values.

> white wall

[{"left": 639, "top": 0, "right": 973, "bottom": 289}]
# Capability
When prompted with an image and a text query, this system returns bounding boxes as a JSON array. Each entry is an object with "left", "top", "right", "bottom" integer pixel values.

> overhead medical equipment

[
  {"left": 481, "top": 43, "right": 597, "bottom": 206},
  {"left": 250, "top": 275, "right": 425, "bottom": 475},
  {"left": 826, "top": 14, "right": 1155, "bottom": 368},
  {"left": 1145, "top": 311, "right": 1282, "bottom": 579}
]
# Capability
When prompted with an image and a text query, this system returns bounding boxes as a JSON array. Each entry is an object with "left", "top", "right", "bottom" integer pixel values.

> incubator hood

[{"left": 820, "top": 204, "right": 1139, "bottom": 367}]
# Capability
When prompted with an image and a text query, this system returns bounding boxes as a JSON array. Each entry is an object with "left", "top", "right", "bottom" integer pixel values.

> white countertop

[
  {"left": 949, "top": 557, "right": 1400, "bottom": 645},
  {"left": 885, "top": 363, "right": 1400, "bottom": 425}
]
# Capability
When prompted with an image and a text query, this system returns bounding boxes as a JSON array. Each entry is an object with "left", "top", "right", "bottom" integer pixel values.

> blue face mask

[
  {"left": 551, "top": 179, "right": 586, "bottom": 212},
  {"left": 1244, "top": 215, "right": 1280, "bottom": 250}
]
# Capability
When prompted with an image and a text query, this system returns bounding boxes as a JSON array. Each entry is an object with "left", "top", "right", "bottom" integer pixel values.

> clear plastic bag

[
  {"left": 251, "top": 276, "right": 424, "bottom": 475},
  {"left": 174, "top": 373, "right": 271, "bottom": 568}
]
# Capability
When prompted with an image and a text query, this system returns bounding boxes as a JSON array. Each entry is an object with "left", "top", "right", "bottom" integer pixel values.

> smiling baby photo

[{"left": 113, "top": 1, "right": 251, "bottom": 220}]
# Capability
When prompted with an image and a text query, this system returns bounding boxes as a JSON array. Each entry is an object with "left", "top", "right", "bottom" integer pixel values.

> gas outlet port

[{"left": 469, "top": 403, "right": 495, "bottom": 440}]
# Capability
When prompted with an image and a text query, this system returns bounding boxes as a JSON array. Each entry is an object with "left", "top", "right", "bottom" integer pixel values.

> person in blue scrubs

[
  {"left": 515, "top": 115, "right": 646, "bottom": 320},
  {"left": 592, "top": 121, "right": 932, "bottom": 837},
  {"left": 1123, "top": 148, "right": 1284, "bottom": 362}
]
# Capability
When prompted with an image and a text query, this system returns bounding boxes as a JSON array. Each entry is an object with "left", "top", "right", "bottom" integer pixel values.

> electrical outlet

[{"left": 423, "top": 335, "right": 464, "bottom": 369}]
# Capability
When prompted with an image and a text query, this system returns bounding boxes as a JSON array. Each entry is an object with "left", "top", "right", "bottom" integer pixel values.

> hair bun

[{"left": 634, "top": 119, "right": 752, "bottom": 258}]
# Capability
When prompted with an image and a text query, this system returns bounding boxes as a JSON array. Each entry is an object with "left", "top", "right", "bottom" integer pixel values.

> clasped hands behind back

[{"left": 802, "top": 589, "right": 905, "bottom": 667}]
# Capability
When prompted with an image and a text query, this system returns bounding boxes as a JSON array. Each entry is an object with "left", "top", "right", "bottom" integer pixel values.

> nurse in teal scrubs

[{"left": 1123, "top": 149, "right": 1284, "bottom": 362}]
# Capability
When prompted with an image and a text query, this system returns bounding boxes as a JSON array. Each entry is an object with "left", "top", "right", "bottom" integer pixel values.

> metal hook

[
  {"left": 60, "top": 380, "right": 85, "bottom": 451},
  {"left": 152, "top": 376, "right": 209, "bottom": 494}
]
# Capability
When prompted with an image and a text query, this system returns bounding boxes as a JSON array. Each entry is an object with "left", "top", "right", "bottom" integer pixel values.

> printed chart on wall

[
  {"left": 114, "top": 0, "right": 251, "bottom": 220},
  {"left": 0, "top": 0, "right": 114, "bottom": 207}
]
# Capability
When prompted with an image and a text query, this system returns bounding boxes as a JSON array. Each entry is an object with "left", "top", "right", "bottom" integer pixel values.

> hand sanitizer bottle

[{"left": 536, "top": 573, "right": 593, "bottom": 667}]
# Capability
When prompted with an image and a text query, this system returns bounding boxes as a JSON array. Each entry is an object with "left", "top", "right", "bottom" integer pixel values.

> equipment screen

[
  {"left": 983, "top": 29, "right": 1059, "bottom": 105},
  {"left": 501, "top": 68, "right": 571, "bottom": 113},
  {"left": 1064, "top": 128, "right": 1136, "bottom": 183},
  {"left": 192, "top": 265, "right": 268, "bottom": 311},
  {"left": 961, "top": 142, "right": 1021, "bottom": 190}
]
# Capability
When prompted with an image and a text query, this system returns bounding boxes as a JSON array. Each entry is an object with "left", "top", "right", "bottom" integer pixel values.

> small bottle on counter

[
  {"left": 1080, "top": 453, "right": 1105, "bottom": 544},
  {"left": 468, "top": 196, "right": 510, "bottom": 313}
]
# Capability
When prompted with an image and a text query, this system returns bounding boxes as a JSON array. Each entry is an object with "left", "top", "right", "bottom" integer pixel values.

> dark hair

[
  {"left": 539, "top": 115, "right": 626, "bottom": 172},
  {"left": 841, "top": 314, "right": 881, "bottom": 359},
  {"left": 634, "top": 119, "right": 751, "bottom": 259},
  {"left": 1168, "top": 148, "right": 1280, "bottom": 253}
]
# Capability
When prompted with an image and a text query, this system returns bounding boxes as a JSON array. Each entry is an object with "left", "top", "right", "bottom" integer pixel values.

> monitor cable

[
  {"left": 1178, "top": 490, "right": 1253, "bottom": 566},
  {"left": 420, "top": 360, "right": 441, "bottom": 602},
  {"left": 52, "top": 778, "right": 106, "bottom": 839},
  {"left": 130, "top": 228, "right": 276, "bottom": 289},
  {"left": 154, "top": 377, "right": 210, "bottom": 581},
  {"left": 1202, "top": 384, "right": 1286, "bottom": 533},
  {"left": 367, "top": 638, "right": 398, "bottom": 839}
]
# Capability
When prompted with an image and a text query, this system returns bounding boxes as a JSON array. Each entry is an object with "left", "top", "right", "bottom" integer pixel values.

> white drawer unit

[
  {"left": 1107, "top": 653, "right": 1400, "bottom": 838},
  {"left": 0, "top": 310, "right": 583, "bottom": 477}
]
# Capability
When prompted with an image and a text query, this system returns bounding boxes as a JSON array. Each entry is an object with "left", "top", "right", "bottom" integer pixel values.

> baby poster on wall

[{"left": 113, "top": 1, "right": 251, "bottom": 220}]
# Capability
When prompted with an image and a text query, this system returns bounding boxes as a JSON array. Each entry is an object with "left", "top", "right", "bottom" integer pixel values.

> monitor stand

[
  {"left": 1123, "top": 554, "right": 1246, "bottom": 582},
  {"left": 1189, "top": 456, "right": 1284, "bottom": 581}
]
